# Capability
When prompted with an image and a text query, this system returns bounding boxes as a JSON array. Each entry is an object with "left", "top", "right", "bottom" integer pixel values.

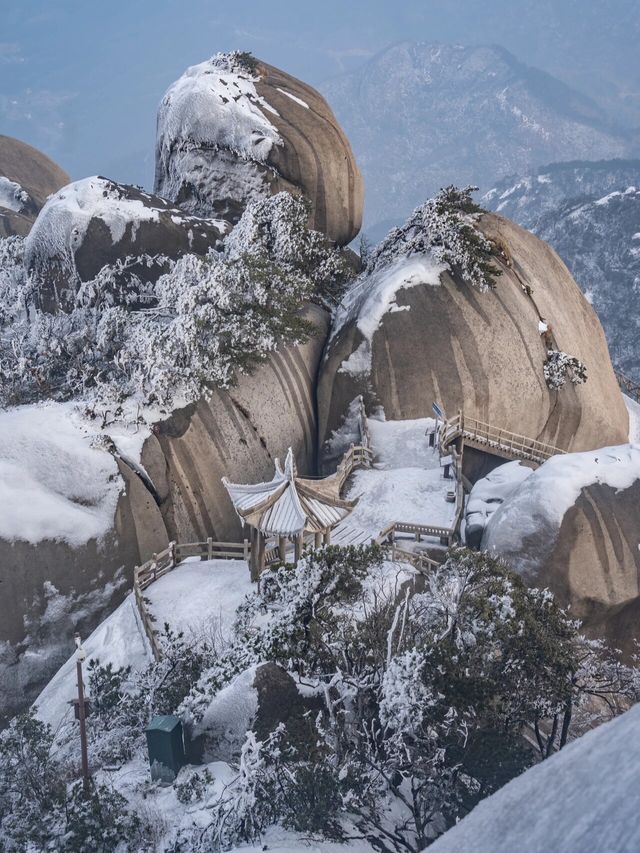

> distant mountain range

[
  {"left": 484, "top": 160, "right": 640, "bottom": 381},
  {"left": 322, "top": 42, "right": 636, "bottom": 239}
]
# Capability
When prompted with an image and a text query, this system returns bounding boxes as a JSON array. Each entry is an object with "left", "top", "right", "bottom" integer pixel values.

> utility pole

[{"left": 74, "top": 632, "right": 90, "bottom": 792}]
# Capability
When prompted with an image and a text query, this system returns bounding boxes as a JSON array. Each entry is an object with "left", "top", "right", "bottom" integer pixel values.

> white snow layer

[
  {"left": 25, "top": 176, "right": 162, "bottom": 263},
  {"left": 34, "top": 593, "right": 151, "bottom": 729},
  {"left": 465, "top": 461, "right": 533, "bottom": 543},
  {"left": 344, "top": 416, "right": 455, "bottom": 536},
  {"left": 625, "top": 394, "right": 640, "bottom": 443},
  {"left": 156, "top": 54, "right": 281, "bottom": 166},
  {"left": 0, "top": 176, "right": 30, "bottom": 212},
  {"left": 0, "top": 402, "right": 123, "bottom": 546},
  {"left": 333, "top": 255, "right": 446, "bottom": 376},
  {"left": 429, "top": 700, "right": 640, "bottom": 853},
  {"left": 145, "top": 558, "right": 254, "bottom": 643},
  {"left": 483, "top": 443, "right": 640, "bottom": 557}
]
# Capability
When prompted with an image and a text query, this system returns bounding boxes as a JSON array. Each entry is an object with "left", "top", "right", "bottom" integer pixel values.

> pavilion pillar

[
  {"left": 249, "top": 526, "right": 259, "bottom": 582},
  {"left": 314, "top": 531, "right": 323, "bottom": 548},
  {"left": 278, "top": 535, "right": 286, "bottom": 562},
  {"left": 294, "top": 533, "right": 303, "bottom": 564},
  {"left": 257, "top": 530, "right": 266, "bottom": 574},
  {"left": 323, "top": 528, "right": 331, "bottom": 546}
]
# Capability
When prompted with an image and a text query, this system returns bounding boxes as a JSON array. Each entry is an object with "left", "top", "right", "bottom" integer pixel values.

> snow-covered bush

[
  {"left": 544, "top": 348, "right": 588, "bottom": 389},
  {"left": 0, "top": 194, "right": 351, "bottom": 410},
  {"left": 367, "top": 185, "right": 501, "bottom": 291},
  {"left": 0, "top": 710, "right": 142, "bottom": 851},
  {"left": 173, "top": 546, "right": 637, "bottom": 852}
]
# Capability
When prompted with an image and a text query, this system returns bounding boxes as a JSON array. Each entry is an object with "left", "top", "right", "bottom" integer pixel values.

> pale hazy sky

[{"left": 2, "top": 0, "right": 638, "bottom": 187}]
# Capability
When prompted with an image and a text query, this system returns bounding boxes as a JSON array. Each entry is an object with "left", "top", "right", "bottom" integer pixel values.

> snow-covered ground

[
  {"left": 429, "top": 700, "right": 640, "bottom": 853},
  {"left": 625, "top": 393, "right": 640, "bottom": 442},
  {"left": 34, "top": 593, "right": 151, "bottom": 729},
  {"left": 146, "top": 558, "right": 254, "bottom": 643},
  {"left": 344, "top": 416, "right": 455, "bottom": 537}
]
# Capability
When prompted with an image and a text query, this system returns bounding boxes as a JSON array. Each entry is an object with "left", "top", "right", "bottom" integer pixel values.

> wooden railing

[
  {"left": 335, "top": 443, "right": 374, "bottom": 489},
  {"left": 616, "top": 369, "right": 640, "bottom": 404},
  {"left": 441, "top": 411, "right": 565, "bottom": 465},
  {"left": 133, "top": 538, "right": 250, "bottom": 660},
  {"left": 133, "top": 444, "right": 373, "bottom": 660}
]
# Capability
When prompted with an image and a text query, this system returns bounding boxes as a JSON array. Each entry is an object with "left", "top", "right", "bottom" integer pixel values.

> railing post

[
  {"left": 207, "top": 536, "right": 213, "bottom": 560},
  {"left": 169, "top": 541, "right": 176, "bottom": 567},
  {"left": 152, "top": 554, "right": 157, "bottom": 581}
]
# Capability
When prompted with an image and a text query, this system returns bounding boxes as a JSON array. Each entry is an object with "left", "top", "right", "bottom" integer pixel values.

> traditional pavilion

[{"left": 222, "top": 448, "right": 357, "bottom": 578}]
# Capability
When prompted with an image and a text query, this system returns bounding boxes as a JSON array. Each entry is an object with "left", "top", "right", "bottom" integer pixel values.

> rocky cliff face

[
  {"left": 155, "top": 52, "right": 363, "bottom": 246},
  {"left": 482, "top": 444, "right": 640, "bottom": 659},
  {"left": 141, "top": 304, "right": 329, "bottom": 543},
  {"left": 484, "top": 160, "right": 640, "bottom": 381},
  {"left": 0, "top": 135, "right": 70, "bottom": 238},
  {"left": 318, "top": 211, "right": 628, "bottom": 457}
]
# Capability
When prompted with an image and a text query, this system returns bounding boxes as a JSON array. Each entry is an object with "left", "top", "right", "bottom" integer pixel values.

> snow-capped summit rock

[
  {"left": 155, "top": 51, "right": 363, "bottom": 246},
  {"left": 25, "top": 176, "right": 226, "bottom": 311}
]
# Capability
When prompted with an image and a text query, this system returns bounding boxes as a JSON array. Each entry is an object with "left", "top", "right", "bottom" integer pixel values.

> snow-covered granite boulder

[
  {"left": 0, "top": 403, "right": 168, "bottom": 721},
  {"left": 464, "top": 460, "right": 533, "bottom": 548},
  {"left": 192, "top": 662, "right": 309, "bottom": 763},
  {"left": 429, "top": 700, "right": 640, "bottom": 853},
  {"left": 318, "top": 212, "right": 628, "bottom": 456},
  {"left": 25, "top": 176, "right": 226, "bottom": 312},
  {"left": 482, "top": 444, "right": 640, "bottom": 657},
  {"left": 0, "top": 134, "right": 70, "bottom": 237},
  {"left": 143, "top": 303, "right": 329, "bottom": 543},
  {"left": 154, "top": 52, "right": 363, "bottom": 246}
]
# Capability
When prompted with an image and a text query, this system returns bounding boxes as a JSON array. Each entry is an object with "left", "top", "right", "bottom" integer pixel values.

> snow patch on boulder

[
  {"left": 465, "top": 461, "right": 533, "bottom": 547},
  {"left": 0, "top": 401, "right": 133, "bottom": 547},
  {"left": 482, "top": 443, "right": 640, "bottom": 564},
  {"left": 0, "top": 176, "right": 30, "bottom": 212},
  {"left": 193, "top": 665, "right": 259, "bottom": 761},
  {"left": 334, "top": 255, "right": 446, "bottom": 375},
  {"left": 429, "top": 700, "right": 640, "bottom": 853}
]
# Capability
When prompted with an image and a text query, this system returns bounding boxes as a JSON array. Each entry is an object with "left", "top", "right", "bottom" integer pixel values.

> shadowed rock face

[
  {"left": 483, "top": 468, "right": 640, "bottom": 660},
  {"left": 25, "top": 177, "right": 226, "bottom": 312},
  {"left": 154, "top": 56, "right": 363, "bottom": 246},
  {"left": 142, "top": 304, "right": 329, "bottom": 543},
  {"left": 0, "top": 135, "right": 70, "bottom": 237},
  {"left": 318, "top": 212, "right": 628, "bottom": 455},
  {"left": 0, "top": 461, "right": 168, "bottom": 722}
]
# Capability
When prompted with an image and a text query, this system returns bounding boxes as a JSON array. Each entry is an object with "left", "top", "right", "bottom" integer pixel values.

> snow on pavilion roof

[{"left": 222, "top": 448, "right": 356, "bottom": 536}]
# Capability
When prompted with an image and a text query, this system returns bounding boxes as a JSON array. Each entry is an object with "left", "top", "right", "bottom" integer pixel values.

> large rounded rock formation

[
  {"left": 0, "top": 310, "right": 327, "bottom": 719},
  {"left": 482, "top": 444, "right": 640, "bottom": 658},
  {"left": 142, "top": 303, "right": 329, "bottom": 543},
  {"left": 154, "top": 51, "right": 363, "bottom": 246},
  {"left": 0, "top": 135, "right": 70, "bottom": 237},
  {"left": 25, "top": 176, "right": 226, "bottom": 312},
  {"left": 318, "top": 211, "right": 628, "bottom": 456}
]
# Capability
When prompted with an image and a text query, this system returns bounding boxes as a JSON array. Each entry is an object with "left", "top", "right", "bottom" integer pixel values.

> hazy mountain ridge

[
  {"left": 484, "top": 160, "right": 640, "bottom": 380},
  {"left": 322, "top": 42, "right": 634, "bottom": 237}
]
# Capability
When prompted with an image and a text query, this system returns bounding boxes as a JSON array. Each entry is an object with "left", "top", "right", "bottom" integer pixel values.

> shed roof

[{"left": 222, "top": 448, "right": 356, "bottom": 536}]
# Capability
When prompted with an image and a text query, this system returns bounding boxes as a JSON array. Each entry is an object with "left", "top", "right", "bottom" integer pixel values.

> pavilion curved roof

[{"left": 222, "top": 448, "right": 356, "bottom": 536}]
